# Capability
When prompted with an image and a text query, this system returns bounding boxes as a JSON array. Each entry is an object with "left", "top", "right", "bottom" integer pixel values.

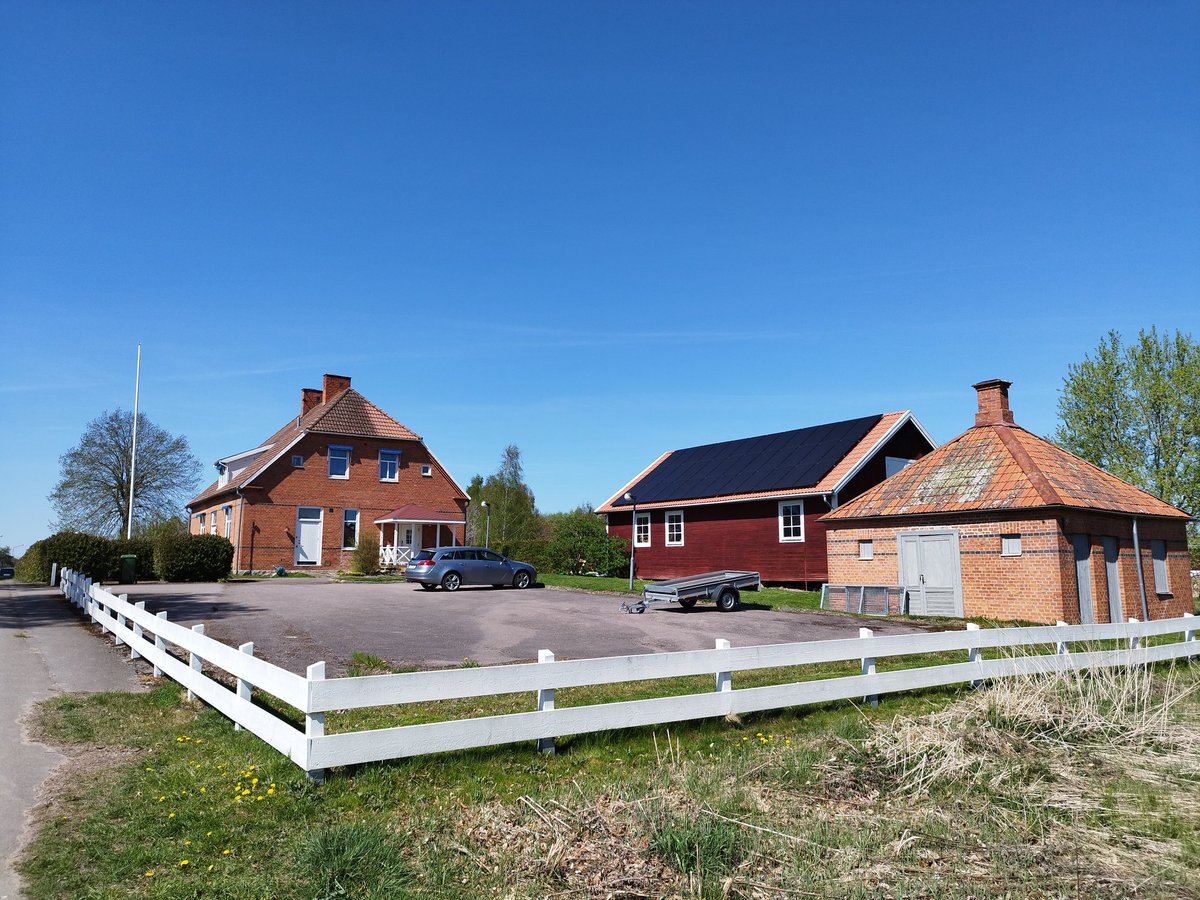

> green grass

[{"left": 20, "top": 654, "right": 1200, "bottom": 899}]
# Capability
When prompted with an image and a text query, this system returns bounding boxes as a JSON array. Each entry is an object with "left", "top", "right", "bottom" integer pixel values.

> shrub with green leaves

[
  {"left": 545, "top": 510, "right": 629, "bottom": 576},
  {"left": 109, "top": 537, "right": 156, "bottom": 580},
  {"left": 153, "top": 534, "right": 234, "bottom": 582},
  {"left": 351, "top": 532, "right": 382, "bottom": 576},
  {"left": 14, "top": 540, "right": 49, "bottom": 582},
  {"left": 498, "top": 538, "right": 550, "bottom": 572}
]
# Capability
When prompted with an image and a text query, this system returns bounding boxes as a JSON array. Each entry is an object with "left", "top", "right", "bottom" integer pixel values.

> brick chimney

[
  {"left": 300, "top": 388, "right": 323, "bottom": 417},
  {"left": 973, "top": 378, "right": 1015, "bottom": 426},
  {"left": 322, "top": 373, "right": 351, "bottom": 404}
]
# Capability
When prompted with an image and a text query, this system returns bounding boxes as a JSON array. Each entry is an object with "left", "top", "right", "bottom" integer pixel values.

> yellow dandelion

[
  {"left": 207, "top": 864, "right": 215, "bottom": 871},
  {"left": 234, "top": 796, "right": 242, "bottom": 803},
  {"left": 168, "top": 812, "right": 176, "bottom": 819},
  {"left": 242, "top": 789, "right": 250, "bottom": 795},
  {"left": 251, "top": 778, "right": 258, "bottom": 785},
  {"left": 266, "top": 788, "right": 275, "bottom": 795},
  {"left": 180, "top": 859, "right": 189, "bottom": 867},
  {"left": 207, "top": 831, "right": 213, "bottom": 836},
  {"left": 223, "top": 849, "right": 231, "bottom": 855},
  {"left": 158, "top": 796, "right": 166, "bottom": 802},
  {"left": 144, "top": 871, "right": 154, "bottom": 877},
  {"left": 145, "top": 767, "right": 152, "bottom": 772},
  {"left": 199, "top": 788, "right": 206, "bottom": 794},
  {"left": 184, "top": 840, "right": 192, "bottom": 846}
]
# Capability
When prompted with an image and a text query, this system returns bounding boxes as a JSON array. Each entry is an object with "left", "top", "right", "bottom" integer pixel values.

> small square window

[
  {"left": 858, "top": 540, "right": 873, "bottom": 560},
  {"left": 291, "top": 454, "right": 304, "bottom": 468},
  {"left": 328, "top": 446, "right": 351, "bottom": 479},
  {"left": 420, "top": 464, "right": 432, "bottom": 477},
  {"left": 1001, "top": 534, "right": 1022, "bottom": 557}
]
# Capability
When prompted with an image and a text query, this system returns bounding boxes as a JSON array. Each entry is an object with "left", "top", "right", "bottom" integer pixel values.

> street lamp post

[
  {"left": 481, "top": 500, "right": 491, "bottom": 549},
  {"left": 625, "top": 492, "right": 637, "bottom": 591}
]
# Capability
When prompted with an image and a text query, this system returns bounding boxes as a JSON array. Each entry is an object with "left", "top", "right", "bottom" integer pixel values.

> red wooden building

[
  {"left": 188, "top": 374, "right": 468, "bottom": 573},
  {"left": 596, "top": 411, "right": 935, "bottom": 585}
]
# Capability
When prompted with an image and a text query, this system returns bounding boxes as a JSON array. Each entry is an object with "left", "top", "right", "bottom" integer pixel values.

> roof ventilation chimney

[
  {"left": 973, "top": 378, "right": 1015, "bottom": 426},
  {"left": 301, "top": 388, "right": 323, "bottom": 417},
  {"left": 322, "top": 373, "right": 351, "bottom": 405}
]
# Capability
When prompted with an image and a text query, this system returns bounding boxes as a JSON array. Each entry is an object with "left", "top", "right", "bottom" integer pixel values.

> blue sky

[{"left": 1, "top": 1, "right": 1197, "bottom": 555}]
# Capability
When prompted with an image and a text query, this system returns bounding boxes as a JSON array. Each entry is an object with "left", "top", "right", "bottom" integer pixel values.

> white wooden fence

[{"left": 56, "top": 567, "right": 1197, "bottom": 781}]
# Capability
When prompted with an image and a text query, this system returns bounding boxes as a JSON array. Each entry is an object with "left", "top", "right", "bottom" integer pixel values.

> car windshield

[{"left": 412, "top": 550, "right": 435, "bottom": 562}]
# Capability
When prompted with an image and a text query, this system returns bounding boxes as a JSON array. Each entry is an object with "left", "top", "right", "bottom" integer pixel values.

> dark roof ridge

[
  {"left": 671, "top": 412, "right": 889, "bottom": 455},
  {"left": 990, "top": 423, "right": 1064, "bottom": 507}
]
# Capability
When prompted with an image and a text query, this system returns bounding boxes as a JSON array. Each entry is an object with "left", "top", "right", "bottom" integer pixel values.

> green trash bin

[{"left": 119, "top": 554, "right": 138, "bottom": 585}]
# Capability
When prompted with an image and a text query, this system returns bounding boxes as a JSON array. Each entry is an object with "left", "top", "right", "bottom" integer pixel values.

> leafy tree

[
  {"left": 0, "top": 545, "right": 14, "bottom": 567},
  {"left": 465, "top": 445, "right": 539, "bottom": 549},
  {"left": 49, "top": 409, "right": 202, "bottom": 537},
  {"left": 1056, "top": 328, "right": 1200, "bottom": 545},
  {"left": 545, "top": 505, "right": 629, "bottom": 575}
]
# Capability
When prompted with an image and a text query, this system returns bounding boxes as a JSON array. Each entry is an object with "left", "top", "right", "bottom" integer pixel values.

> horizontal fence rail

[{"left": 55, "top": 567, "right": 1198, "bottom": 780}]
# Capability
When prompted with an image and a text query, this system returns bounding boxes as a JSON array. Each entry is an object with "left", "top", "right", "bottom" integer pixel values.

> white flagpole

[{"left": 126, "top": 343, "right": 141, "bottom": 539}]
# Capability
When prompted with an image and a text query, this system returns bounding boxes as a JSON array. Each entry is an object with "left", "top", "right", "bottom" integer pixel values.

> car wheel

[
  {"left": 441, "top": 572, "right": 462, "bottom": 592},
  {"left": 716, "top": 588, "right": 739, "bottom": 611},
  {"left": 420, "top": 583, "right": 437, "bottom": 591},
  {"left": 512, "top": 570, "right": 532, "bottom": 589},
  {"left": 678, "top": 597, "right": 697, "bottom": 610}
]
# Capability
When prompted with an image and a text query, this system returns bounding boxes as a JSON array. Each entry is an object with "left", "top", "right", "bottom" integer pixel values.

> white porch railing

[
  {"left": 54, "top": 566, "right": 1198, "bottom": 782},
  {"left": 380, "top": 545, "right": 414, "bottom": 568}
]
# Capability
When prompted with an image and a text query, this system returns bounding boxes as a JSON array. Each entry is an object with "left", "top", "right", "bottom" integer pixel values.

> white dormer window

[{"left": 328, "top": 446, "right": 351, "bottom": 479}]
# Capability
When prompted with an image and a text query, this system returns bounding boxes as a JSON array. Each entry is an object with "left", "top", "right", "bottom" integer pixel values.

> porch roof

[{"left": 374, "top": 503, "right": 465, "bottom": 525}]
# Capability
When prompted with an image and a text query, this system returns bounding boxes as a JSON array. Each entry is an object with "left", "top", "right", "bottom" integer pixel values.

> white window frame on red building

[
  {"left": 778, "top": 500, "right": 805, "bottom": 543},
  {"left": 328, "top": 445, "right": 352, "bottom": 479},
  {"left": 634, "top": 513, "right": 651, "bottom": 547},
  {"left": 665, "top": 510, "right": 684, "bottom": 546}
]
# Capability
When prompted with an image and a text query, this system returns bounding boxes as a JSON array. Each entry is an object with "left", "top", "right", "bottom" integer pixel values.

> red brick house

[
  {"left": 188, "top": 374, "right": 468, "bottom": 573},
  {"left": 596, "top": 411, "right": 936, "bottom": 584},
  {"left": 823, "top": 379, "right": 1193, "bottom": 624}
]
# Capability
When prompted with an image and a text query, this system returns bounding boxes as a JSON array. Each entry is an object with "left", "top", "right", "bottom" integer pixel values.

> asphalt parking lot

[{"left": 113, "top": 578, "right": 937, "bottom": 674}]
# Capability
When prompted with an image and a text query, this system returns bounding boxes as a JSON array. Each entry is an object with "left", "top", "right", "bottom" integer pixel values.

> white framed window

[
  {"left": 291, "top": 454, "right": 304, "bottom": 468},
  {"left": 328, "top": 445, "right": 351, "bottom": 479},
  {"left": 223, "top": 507, "right": 232, "bottom": 539},
  {"left": 379, "top": 450, "right": 400, "bottom": 482},
  {"left": 1001, "top": 534, "right": 1022, "bottom": 557},
  {"left": 209, "top": 515, "right": 218, "bottom": 535},
  {"left": 1151, "top": 539, "right": 1169, "bottom": 594},
  {"left": 420, "top": 464, "right": 433, "bottom": 477},
  {"left": 778, "top": 500, "right": 805, "bottom": 542},
  {"left": 634, "top": 513, "right": 651, "bottom": 547},
  {"left": 196, "top": 512, "right": 205, "bottom": 534},
  {"left": 342, "top": 509, "right": 359, "bottom": 549},
  {"left": 665, "top": 511, "right": 684, "bottom": 546},
  {"left": 858, "top": 540, "right": 874, "bottom": 560}
]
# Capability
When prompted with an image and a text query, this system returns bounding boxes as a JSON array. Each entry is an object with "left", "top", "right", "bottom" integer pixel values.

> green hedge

[
  {"left": 495, "top": 539, "right": 551, "bottom": 574},
  {"left": 153, "top": 534, "right": 234, "bottom": 582},
  {"left": 16, "top": 531, "right": 231, "bottom": 584}
]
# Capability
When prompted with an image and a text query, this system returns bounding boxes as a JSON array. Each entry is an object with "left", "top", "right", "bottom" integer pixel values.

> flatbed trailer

[{"left": 620, "top": 570, "right": 761, "bottom": 613}]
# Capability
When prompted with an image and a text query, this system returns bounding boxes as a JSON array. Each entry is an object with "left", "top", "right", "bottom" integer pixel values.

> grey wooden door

[
  {"left": 898, "top": 530, "right": 964, "bottom": 617},
  {"left": 1071, "top": 534, "right": 1095, "bottom": 625},
  {"left": 1101, "top": 536, "right": 1122, "bottom": 624}
]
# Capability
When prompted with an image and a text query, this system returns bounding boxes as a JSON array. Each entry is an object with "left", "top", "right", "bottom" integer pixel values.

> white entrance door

[
  {"left": 898, "top": 530, "right": 964, "bottom": 617},
  {"left": 295, "top": 507, "right": 323, "bottom": 566}
]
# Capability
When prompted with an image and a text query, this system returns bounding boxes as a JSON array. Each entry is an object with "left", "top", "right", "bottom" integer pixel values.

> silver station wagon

[{"left": 405, "top": 547, "right": 537, "bottom": 592}]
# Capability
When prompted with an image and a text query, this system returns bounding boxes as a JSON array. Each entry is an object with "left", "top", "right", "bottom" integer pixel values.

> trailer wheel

[
  {"left": 715, "top": 588, "right": 739, "bottom": 611},
  {"left": 678, "top": 598, "right": 697, "bottom": 610}
]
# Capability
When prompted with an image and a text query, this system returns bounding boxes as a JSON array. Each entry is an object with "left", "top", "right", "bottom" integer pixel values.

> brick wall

[
  {"left": 826, "top": 510, "right": 1191, "bottom": 624},
  {"left": 192, "top": 433, "right": 465, "bottom": 572}
]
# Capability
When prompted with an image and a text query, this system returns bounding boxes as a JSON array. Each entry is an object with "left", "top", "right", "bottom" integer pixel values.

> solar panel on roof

[{"left": 613, "top": 414, "right": 883, "bottom": 505}]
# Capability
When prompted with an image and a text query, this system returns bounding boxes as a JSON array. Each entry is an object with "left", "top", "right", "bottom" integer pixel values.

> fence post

[
  {"left": 1184, "top": 613, "right": 1196, "bottom": 661},
  {"left": 1055, "top": 620, "right": 1070, "bottom": 657},
  {"left": 131, "top": 601, "right": 145, "bottom": 659},
  {"left": 115, "top": 594, "right": 128, "bottom": 646},
  {"left": 305, "top": 661, "right": 326, "bottom": 783},
  {"left": 860, "top": 627, "right": 878, "bottom": 709},
  {"left": 1127, "top": 617, "right": 1140, "bottom": 652},
  {"left": 84, "top": 578, "right": 95, "bottom": 622},
  {"left": 49, "top": 562, "right": 58, "bottom": 587},
  {"left": 536, "top": 649, "right": 556, "bottom": 755},
  {"left": 187, "top": 624, "right": 205, "bottom": 700},
  {"left": 966, "top": 622, "right": 982, "bottom": 689},
  {"left": 153, "top": 611, "right": 167, "bottom": 677},
  {"left": 235, "top": 642, "right": 255, "bottom": 731},
  {"left": 714, "top": 638, "right": 732, "bottom": 696}
]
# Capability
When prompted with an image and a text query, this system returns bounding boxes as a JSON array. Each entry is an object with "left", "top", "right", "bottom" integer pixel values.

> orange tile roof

[
  {"left": 825, "top": 423, "right": 1189, "bottom": 521},
  {"left": 188, "top": 388, "right": 425, "bottom": 507}
]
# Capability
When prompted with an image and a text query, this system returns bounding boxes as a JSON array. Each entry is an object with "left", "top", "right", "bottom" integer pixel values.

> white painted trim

[
  {"left": 239, "top": 430, "right": 308, "bottom": 491},
  {"left": 378, "top": 449, "right": 400, "bottom": 482},
  {"left": 665, "top": 510, "right": 684, "bottom": 546},
  {"left": 634, "top": 512, "right": 651, "bottom": 547},
  {"left": 217, "top": 442, "right": 277, "bottom": 466},
  {"left": 829, "top": 411, "right": 937, "bottom": 497},
  {"left": 778, "top": 498, "right": 805, "bottom": 543},
  {"left": 327, "top": 446, "right": 351, "bottom": 480}
]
